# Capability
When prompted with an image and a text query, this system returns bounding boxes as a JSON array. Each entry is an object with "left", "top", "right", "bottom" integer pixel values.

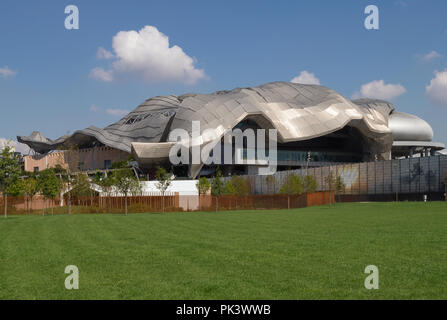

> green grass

[{"left": 0, "top": 202, "right": 446, "bottom": 300}]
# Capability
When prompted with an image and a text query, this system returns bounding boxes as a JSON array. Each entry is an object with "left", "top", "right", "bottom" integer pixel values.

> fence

[
  {"left": 198, "top": 192, "right": 333, "bottom": 211},
  {"left": 225, "top": 155, "right": 447, "bottom": 200},
  {"left": 0, "top": 194, "right": 180, "bottom": 215},
  {"left": 0, "top": 192, "right": 334, "bottom": 215}
]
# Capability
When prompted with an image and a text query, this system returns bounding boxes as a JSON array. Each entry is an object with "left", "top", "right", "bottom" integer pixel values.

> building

[
  {"left": 18, "top": 82, "right": 445, "bottom": 177},
  {"left": 22, "top": 146, "right": 129, "bottom": 173}
]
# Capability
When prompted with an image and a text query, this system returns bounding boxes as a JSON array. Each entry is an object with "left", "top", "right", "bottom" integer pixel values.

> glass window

[{"left": 104, "top": 160, "right": 112, "bottom": 169}]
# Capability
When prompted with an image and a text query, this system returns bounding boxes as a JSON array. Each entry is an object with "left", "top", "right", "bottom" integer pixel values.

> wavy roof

[{"left": 18, "top": 82, "right": 395, "bottom": 158}]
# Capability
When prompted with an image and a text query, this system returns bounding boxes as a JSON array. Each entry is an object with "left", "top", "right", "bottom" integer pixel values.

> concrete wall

[{"left": 141, "top": 180, "right": 200, "bottom": 210}]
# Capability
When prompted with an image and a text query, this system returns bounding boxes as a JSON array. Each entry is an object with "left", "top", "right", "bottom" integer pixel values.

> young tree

[
  {"left": 230, "top": 175, "right": 249, "bottom": 195},
  {"left": 23, "top": 177, "right": 39, "bottom": 214},
  {"left": 445, "top": 174, "right": 447, "bottom": 201},
  {"left": 223, "top": 180, "right": 236, "bottom": 195},
  {"left": 155, "top": 167, "right": 172, "bottom": 213},
  {"left": 92, "top": 171, "right": 114, "bottom": 210},
  {"left": 37, "top": 169, "right": 62, "bottom": 216},
  {"left": 93, "top": 171, "right": 113, "bottom": 195},
  {"left": 7, "top": 179, "right": 24, "bottom": 197},
  {"left": 222, "top": 175, "right": 249, "bottom": 196},
  {"left": 211, "top": 168, "right": 225, "bottom": 212},
  {"left": 69, "top": 174, "right": 92, "bottom": 197},
  {"left": 196, "top": 177, "right": 210, "bottom": 210},
  {"left": 196, "top": 177, "right": 211, "bottom": 196},
  {"left": 335, "top": 175, "right": 345, "bottom": 203},
  {"left": 303, "top": 175, "right": 318, "bottom": 194},
  {"left": 325, "top": 172, "right": 345, "bottom": 207},
  {"left": 58, "top": 144, "right": 81, "bottom": 215},
  {"left": 265, "top": 175, "right": 278, "bottom": 195},
  {"left": 69, "top": 173, "right": 97, "bottom": 206},
  {"left": 279, "top": 174, "right": 303, "bottom": 209},
  {"left": 113, "top": 168, "right": 140, "bottom": 215},
  {"left": 324, "top": 172, "right": 335, "bottom": 207},
  {"left": 0, "top": 146, "right": 22, "bottom": 218}
]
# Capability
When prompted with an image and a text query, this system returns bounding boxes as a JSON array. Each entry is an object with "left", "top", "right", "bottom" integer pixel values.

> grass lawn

[{"left": 0, "top": 202, "right": 446, "bottom": 300}]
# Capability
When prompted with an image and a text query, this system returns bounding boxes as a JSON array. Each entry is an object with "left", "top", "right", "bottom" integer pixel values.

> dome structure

[{"left": 389, "top": 112, "right": 434, "bottom": 142}]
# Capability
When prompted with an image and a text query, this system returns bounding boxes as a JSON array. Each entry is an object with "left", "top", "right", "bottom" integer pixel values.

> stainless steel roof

[
  {"left": 389, "top": 111, "right": 434, "bottom": 142},
  {"left": 18, "top": 82, "right": 395, "bottom": 158}
]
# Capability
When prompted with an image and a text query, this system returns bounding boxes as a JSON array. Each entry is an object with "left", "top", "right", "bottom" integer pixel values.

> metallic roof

[
  {"left": 389, "top": 111, "right": 434, "bottom": 142},
  {"left": 18, "top": 82, "right": 395, "bottom": 157}
]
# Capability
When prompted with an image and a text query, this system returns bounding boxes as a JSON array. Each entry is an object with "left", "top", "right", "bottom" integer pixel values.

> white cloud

[
  {"left": 426, "top": 69, "right": 447, "bottom": 107},
  {"left": 0, "top": 66, "right": 17, "bottom": 78},
  {"left": 0, "top": 138, "right": 31, "bottom": 154},
  {"left": 419, "top": 51, "right": 442, "bottom": 61},
  {"left": 90, "top": 25, "right": 206, "bottom": 84},
  {"left": 89, "top": 67, "right": 114, "bottom": 82},
  {"left": 96, "top": 47, "right": 114, "bottom": 59},
  {"left": 291, "top": 71, "right": 320, "bottom": 85},
  {"left": 106, "top": 109, "right": 129, "bottom": 116},
  {"left": 352, "top": 80, "right": 406, "bottom": 100}
]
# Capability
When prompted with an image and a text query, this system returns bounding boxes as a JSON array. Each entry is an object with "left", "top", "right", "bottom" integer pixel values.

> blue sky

[{"left": 1, "top": 0, "right": 447, "bottom": 150}]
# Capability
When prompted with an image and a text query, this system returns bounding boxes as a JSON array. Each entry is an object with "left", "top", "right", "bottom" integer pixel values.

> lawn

[{"left": 0, "top": 202, "right": 446, "bottom": 300}]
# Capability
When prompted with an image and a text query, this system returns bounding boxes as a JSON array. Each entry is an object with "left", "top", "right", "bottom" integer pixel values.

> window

[
  {"left": 33, "top": 167, "right": 39, "bottom": 172},
  {"left": 124, "top": 110, "right": 176, "bottom": 125},
  {"left": 104, "top": 160, "right": 112, "bottom": 170}
]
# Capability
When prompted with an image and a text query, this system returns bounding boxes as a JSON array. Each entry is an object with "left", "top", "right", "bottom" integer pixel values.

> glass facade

[{"left": 242, "top": 149, "right": 362, "bottom": 164}]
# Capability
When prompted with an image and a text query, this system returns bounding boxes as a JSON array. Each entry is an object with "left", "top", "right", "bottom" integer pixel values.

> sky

[{"left": 1, "top": 0, "right": 447, "bottom": 152}]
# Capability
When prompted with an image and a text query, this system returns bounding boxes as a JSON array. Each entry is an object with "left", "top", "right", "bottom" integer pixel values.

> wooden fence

[
  {"left": 0, "top": 194, "right": 180, "bottom": 215},
  {"left": 0, "top": 191, "right": 334, "bottom": 215},
  {"left": 198, "top": 192, "right": 334, "bottom": 211}
]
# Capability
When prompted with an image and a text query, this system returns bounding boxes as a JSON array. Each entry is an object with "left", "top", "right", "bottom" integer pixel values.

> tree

[
  {"left": 92, "top": 171, "right": 115, "bottom": 211},
  {"left": 230, "top": 175, "right": 249, "bottom": 195},
  {"left": 325, "top": 172, "right": 345, "bottom": 207},
  {"left": 7, "top": 179, "right": 24, "bottom": 197},
  {"left": 265, "top": 175, "right": 278, "bottom": 195},
  {"left": 335, "top": 175, "right": 345, "bottom": 203},
  {"left": 211, "top": 168, "right": 225, "bottom": 212},
  {"left": 155, "top": 167, "right": 172, "bottom": 213},
  {"left": 93, "top": 171, "right": 113, "bottom": 195},
  {"left": 23, "top": 177, "right": 39, "bottom": 214},
  {"left": 196, "top": 177, "right": 210, "bottom": 210},
  {"left": 279, "top": 174, "right": 303, "bottom": 209},
  {"left": 223, "top": 175, "right": 249, "bottom": 196},
  {"left": 69, "top": 173, "right": 98, "bottom": 207},
  {"left": 445, "top": 174, "right": 447, "bottom": 201},
  {"left": 57, "top": 144, "right": 80, "bottom": 215},
  {"left": 110, "top": 156, "right": 135, "bottom": 170},
  {"left": 37, "top": 169, "right": 62, "bottom": 216},
  {"left": 303, "top": 175, "right": 317, "bottom": 194},
  {"left": 223, "top": 180, "right": 236, "bottom": 195},
  {"left": 325, "top": 172, "right": 335, "bottom": 207},
  {"left": 69, "top": 174, "right": 92, "bottom": 197},
  {"left": 0, "top": 146, "right": 22, "bottom": 218},
  {"left": 196, "top": 177, "right": 211, "bottom": 196},
  {"left": 113, "top": 168, "right": 140, "bottom": 215}
]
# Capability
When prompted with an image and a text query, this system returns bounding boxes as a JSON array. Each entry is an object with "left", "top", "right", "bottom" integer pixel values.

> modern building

[{"left": 18, "top": 82, "right": 445, "bottom": 178}]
